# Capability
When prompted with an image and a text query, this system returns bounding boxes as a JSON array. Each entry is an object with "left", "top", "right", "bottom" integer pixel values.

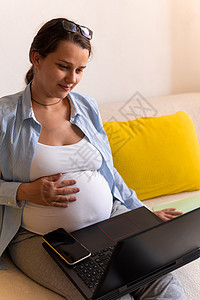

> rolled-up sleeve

[{"left": 0, "top": 178, "right": 23, "bottom": 208}]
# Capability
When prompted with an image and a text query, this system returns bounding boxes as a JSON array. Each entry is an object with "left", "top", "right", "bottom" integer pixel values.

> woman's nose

[{"left": 65, "top": 71, "right": 76, "bottom": 84}]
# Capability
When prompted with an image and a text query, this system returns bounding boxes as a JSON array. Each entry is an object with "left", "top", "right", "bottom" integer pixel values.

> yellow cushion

[{"left": 103, "top": 111, "right": 200, "bottom": 200}]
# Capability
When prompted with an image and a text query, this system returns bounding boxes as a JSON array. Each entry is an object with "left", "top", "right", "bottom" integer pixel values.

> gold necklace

[{"left": 31, "top": 97, "right": 62, "bottom": 106}]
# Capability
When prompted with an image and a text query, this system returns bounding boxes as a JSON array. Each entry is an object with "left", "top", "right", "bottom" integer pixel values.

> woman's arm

[
  {"left": 112, "top": 167, "right": 144, "bottom": 209},
  {"left": 80, "top": 94, "right": 183, "bottom": 221},
  {"left": 0, "top": 168, "right": 79, "bottom": 208},
  {"left": 112, "top": 168, "right": 183, "bottom": 221}
]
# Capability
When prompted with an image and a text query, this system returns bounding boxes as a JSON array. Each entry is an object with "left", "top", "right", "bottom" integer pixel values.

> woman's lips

[{"left": 58, "top": 84, "right": 71, "bottom": 91}]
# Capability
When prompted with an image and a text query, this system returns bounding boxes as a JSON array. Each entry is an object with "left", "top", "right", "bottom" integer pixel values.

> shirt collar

[
  {"left": 68, "top": 92, "right": 82, "bottom": 118},
  {"left": 21, "top": 83, "right": 35, "bottom": 121}
]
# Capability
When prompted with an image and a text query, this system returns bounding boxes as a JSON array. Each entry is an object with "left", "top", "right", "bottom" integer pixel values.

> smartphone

[{"left": 42, "top": 228, "right": 91, "bottom": 265}]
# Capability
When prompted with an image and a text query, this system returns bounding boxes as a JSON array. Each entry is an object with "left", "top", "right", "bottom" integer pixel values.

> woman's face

[{"left": 32, "top": 40, "right": 89, "bottom": 99}]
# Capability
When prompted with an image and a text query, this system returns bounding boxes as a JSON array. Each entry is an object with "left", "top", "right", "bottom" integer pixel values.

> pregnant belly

[{"left": 22, "top": 171, "right": 113, "bottom": 235}]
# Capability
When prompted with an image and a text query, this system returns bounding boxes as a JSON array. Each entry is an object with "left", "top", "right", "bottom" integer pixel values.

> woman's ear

[{"left": 31, "top": 51, "right": 41, "bottom": 70}]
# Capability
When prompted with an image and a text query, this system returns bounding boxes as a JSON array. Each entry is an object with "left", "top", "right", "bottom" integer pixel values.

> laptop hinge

[{"left": 118, "top": 285, "right": 128, "bottom": 293}]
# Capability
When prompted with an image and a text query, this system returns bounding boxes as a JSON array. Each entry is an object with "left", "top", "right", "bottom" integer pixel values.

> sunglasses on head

[{"left": 61, "top": 19, "right": 93, "bottom": 40}]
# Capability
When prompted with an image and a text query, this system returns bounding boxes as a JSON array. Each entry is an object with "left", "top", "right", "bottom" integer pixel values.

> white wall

[
  {"left": 0, "top": 0, "right": 200, "bottom": 104},
  {"left": 171, "top": 0, "right": 200, "bottom": 94}
]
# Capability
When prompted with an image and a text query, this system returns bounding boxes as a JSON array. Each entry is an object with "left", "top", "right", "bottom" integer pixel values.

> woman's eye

[
  {"left": 76, "top": 69, "right": 83, "bottom": 74},
  {"left": 58, "top": 64, "right": 69, "bottom": 70}
]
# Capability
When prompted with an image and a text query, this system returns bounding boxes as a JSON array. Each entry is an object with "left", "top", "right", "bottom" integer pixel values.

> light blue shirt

[{"left": 0, "top": 83, "right": 143, "bottom": 260}]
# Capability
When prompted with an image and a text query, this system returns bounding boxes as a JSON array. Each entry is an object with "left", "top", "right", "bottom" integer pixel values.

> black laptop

[{"left": 42, "top": 206, "right": 200, "bottom": 300}]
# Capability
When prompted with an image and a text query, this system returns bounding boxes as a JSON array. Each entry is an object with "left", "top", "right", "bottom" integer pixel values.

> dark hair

[{"left": 25, "top": 18, "right": 92, "bottom": 84}]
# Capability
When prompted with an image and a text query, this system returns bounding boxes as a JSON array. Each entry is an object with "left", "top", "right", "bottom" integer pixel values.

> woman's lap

[
  {"left": 8, "top": 227, "right": 84, "bottom": 299},
  {"left": 8, "top": 201, "right": 186, "bottom": 299}
]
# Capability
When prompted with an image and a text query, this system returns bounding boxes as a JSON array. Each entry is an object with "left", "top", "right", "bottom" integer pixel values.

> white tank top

[{"left": 22, "top": 137, "right": 113, "bottom": 234}]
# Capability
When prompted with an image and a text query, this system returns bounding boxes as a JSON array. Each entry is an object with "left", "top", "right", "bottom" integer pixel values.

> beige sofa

[{"left": 0, "top": 92, "right": 200, "bottom": 299}]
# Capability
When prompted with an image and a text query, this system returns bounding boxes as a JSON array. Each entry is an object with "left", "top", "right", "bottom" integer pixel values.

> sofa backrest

[{"left": 99, "top": 93, "right": 200, "bottom": 144}]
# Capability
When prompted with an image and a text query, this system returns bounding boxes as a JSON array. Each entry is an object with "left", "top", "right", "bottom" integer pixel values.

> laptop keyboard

[{"left": 73, "top": 246, "right": 115, "bottom": 290}]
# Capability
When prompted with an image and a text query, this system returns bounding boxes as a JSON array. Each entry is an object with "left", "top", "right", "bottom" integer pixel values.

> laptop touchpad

[{"left": 98, "top": 217, "right": 140, "bottom": 241}]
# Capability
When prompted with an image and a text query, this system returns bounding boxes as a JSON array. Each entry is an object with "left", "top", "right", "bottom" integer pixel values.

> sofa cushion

[{"left": 103, "top": 111, "right": 200, "bottom": 200}]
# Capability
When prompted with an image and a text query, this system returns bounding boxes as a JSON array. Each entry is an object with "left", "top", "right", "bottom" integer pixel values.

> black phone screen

[{"left": 42, "top": 228, "right": 91, "bottom": 265}]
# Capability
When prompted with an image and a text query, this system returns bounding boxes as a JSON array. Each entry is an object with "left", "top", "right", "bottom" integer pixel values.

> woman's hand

[
  {"left": 17, "top": 173, "right": 80, "bottom": 207},
  {"left": 154, "top": 208, "right": 183, "bottom": 222}
]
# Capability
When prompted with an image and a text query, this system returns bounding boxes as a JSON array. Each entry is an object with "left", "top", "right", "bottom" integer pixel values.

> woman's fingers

[
  {"left": 154, "top": 208, "right": 183, "bottom": 221},
  {"left": 48, "top": 173, "right": 63, "bottom": 182},
  {"left": 45, "top": 174, "right": 76, "bottom": 187},
  {"left": 51, "top": 195, "right": 78, "bottom": 208},
  {"left": 56, "top": 186, "right": 80, "bottom": 195},
  {"left": 41, "top": 175, "right": 80, "bottom": 206},
  {"left": 161, "top": 208, "right": 183, "bottom": 216},
  {"left": 56, "top": 179, "right": 77, "bottom": 188}
]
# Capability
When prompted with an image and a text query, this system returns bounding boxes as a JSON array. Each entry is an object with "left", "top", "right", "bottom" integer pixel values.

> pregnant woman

[{"left": 0, "top": 18, "right": 185, "bottom": 299}]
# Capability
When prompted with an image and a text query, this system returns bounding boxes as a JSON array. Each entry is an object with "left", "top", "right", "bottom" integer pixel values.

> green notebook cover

[{"left": 152, "top": 194, "right": 200, "bottom": 214}]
